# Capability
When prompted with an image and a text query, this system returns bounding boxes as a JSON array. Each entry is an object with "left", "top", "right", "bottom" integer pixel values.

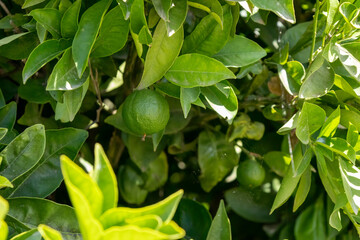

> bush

[{"left": 1, "top": 0, "right": 360, "bottom": 239}]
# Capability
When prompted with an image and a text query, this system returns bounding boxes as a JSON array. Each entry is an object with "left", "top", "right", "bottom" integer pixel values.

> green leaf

[
  {"left": 293, "top": 166, "right": 312, "bottom": 212},
  {"left": 201, "top": 83, "right": 238, "bottom": 124},
  {"left": 0, "top": 196, "right": 8, "bottom": 220},
  {"left": 60, "top": 155, "right": 104, "bottom": 240},
  {"left": 38, "top": 225, "right": 63, "bottom": 240},
  {"left": 329, "top": 194, "right": 347, "bottom": 231},
  {"left": 0, "top": 33, "right": 38, "bottom": 60},
  {"left": 173, "top": 199, "right": 212, "bottom": 240},
  {"left": 0, "top": 32, "right": 29, "bottom": 47},
  {"left": 278, "top": 61, "right": 304, "bottom": 96},
  {"left": 277, "top": 112, "right": 299, "bottom": 135},
  {"left": 180, "top": 87, "right": 200, "bottom": 118},
  {"left": 249, "top": 0, "right": 295, "bottom": 23},
  {"left": 72, "top": 0, "right": 111, "bottom": 77},
  {"left": 91, "top": 6, "right": 129, "bottom": 58},
  {"left": 198, "top": 130, "right": 238, "bottom": 192},
  {"left": 294, "top": 146, "right": 313, "bottom": 177},
  {"left": 10, "top": 229, "right": 41, "bottom": 240},
  {"left": 18, "top": 79, "right": 52, "bottom": 104},
  {"left": 325, "top": 0, "right": 339, "bottom": 34},
  {"left": 0, "top": 101, "right": 16, "bottom": 131},
  {"left": 0, "top": 176, "right": 13, "bottom": 189},
  {"left": 55, "top": 79, "right": 89, "bottom": 122},
  {"left": 213, "top": 35, "right": 266, "bottom": 67},
  {"left": 316, "top": 137, "right": 356, "bottom": 164},
  {"left": 0, "top": 128, "right": 7, "bottom": 141},
  {"left": 182, "top": 5, "right": 232, "bottom": 56},
  {"left": 339, "top": 158, "right": 360, "bottom": 215},
  {"left": 130, "top": 0, "right": 149, "bottom": 34},
  {"left": 22, "top": 39, "right": 71, "bottom": 83},
  {"left": 334, "top": 74, "right": 359, "bottom": 98},
  {"left": 336, "top": 41, "right": 360, "bottom": 82},
  {"left": 347, "top": 123, "right": 358, "bottom": 147},
  {"left": 100, "top": 190, "right": 183, "bottom": 228},
  {"left": 47, "top": 48, "right": 89, "bottom": 91},
  {"left": 263, "top": 151, "right": 291, "bottom": 177},
  {"left": 0, "top": 124, "right": 45, "bottom": 182},
  {"left": 29, "top": 9, "right": 62, "bottom": 38},
  {"left": 93, "top": 143, "right": 118, "bottom": 211},
  {"left": 270, "top": 144, "right": 303, "bottom": 214},
  {"left": 299, "top": 56, "right": 334, "bottom": 99},
  {"left": 7, "top": 198, "right": 80, "bottom": 237},
  {"left": 137, "top": 20, "right": 183, "bottom": 89},
  {"left": 3, "top": 128, "right": 87, "bottom": 198},
  {"left": 152, "top": 0, "right": 171, "bottom": 21},
  {"left": 22, "top": 0, "right": 46, "bottom": 8},
  {"left": 225, "top": 186, "right": 277, "bottom": 223},
  {"left": 61, "top": 0, "right": 81, "bottom": 38},
  {"left": 340, "top": 109, "right": 360, "bottom": 131},
  {"left": 117, "top": 0, "right": 133, "bottom": 20},
  {"left": 0, "top": 14, "right": 30, "bottom": 29},
  {"left": 166, "top": 0, "right": 187, "bottom": 36},
  {"left": 318, "top": 106, "right": 340, "bottom": 138},
  {"left": 190, "top": 0, "right": 223, "bottom": 27},
  {"left": 296, "top": 102, "right": 326, "bottom": 144},
  {"left": 117, "top": 164, "right": 148, "bottom": 204},
  {"left": 142, "top": 151, "right": 168, "bottom": 191},
  {"left": 165, "top": 54, "right": 235, "bottom": 88},
  {"left": 206, "top": 200, "right": 231, "bottom": 240},
  {"left": 294, "top": 195, "right": 327, "bottom": 240}
]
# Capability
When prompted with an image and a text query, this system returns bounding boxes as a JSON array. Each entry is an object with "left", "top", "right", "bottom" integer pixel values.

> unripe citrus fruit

[
  {"left": 237, "top": 159, "right": 265, "bottom": 188},
  {"left": 122, "top": 89, "right": 170, "bottom": 135}
]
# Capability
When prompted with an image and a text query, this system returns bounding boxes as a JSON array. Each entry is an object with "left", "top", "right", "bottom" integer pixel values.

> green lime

[
  {"left": 237, "top": 159, "right": 266, "bottom": 188},
  {"left": 122, "top": 89, "right": 170, "bottom": 135}
]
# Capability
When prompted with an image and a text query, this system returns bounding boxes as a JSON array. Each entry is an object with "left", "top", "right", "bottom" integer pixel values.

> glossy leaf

[
  {"left": 182, "top": 5, "right": 232, "bottom": 56},
  {"left": 293, "top": 166, "right": 312, "bottom": 212},
  {"left": 180, "top": 87, "right": 200, "bottom": 118},
  {"left": 225, "top": 186, "right": 278, "bottom": 223},
  {"left": 263, "top": 151, "right": 291, "bottom": 177},
  {"left": 60, "top": 155, "right": 104, "bottom": 240},
  {"left": 336, "top": 42, "right": 360, "bottom": 82},
  {"left": 201, "top": 83, "right": 238, "bottom": 124},
  {"left": 316, "top": 137, "right": 356, "bottom": 164},
  {"left": 152, "top": 0, "right": 171, "bottom": 21},
  {"left": 93, "top": 143, "right": 118, "bottom": 211},
  {"left": 206, "top": 200, "right": 231, "bottom": 240},
  {"left": 0, "top": 176, "right": 12, "bottom": 189},
  {"left": 100, "top": 190, "right": 183, "bottom": 228},
  {"left": 213, "top": 35, "right": 266, "bottom": 67},
  {"left": 329, "top": 194, "right": 347, "bottom": 231},
  {"left": 278, "top": 61, "right": 304, "bottom": 96},
  {"left": 339, "top": 158, "right": 360, "bottom": 215},
  {"left": 91, "top": 6, "right": 129, "bottom": 58},
  {"left": 72, "top": 0, "right": 111, "bottom": 77},
  {"left": 137, "top": 20, "right": 183, "bottom": 89},
  {"left": 38, "top": 225, "right": 63, "bottom": 240},
  {"left": 347, "top": 123, "right": 358, "bottom": 147},
  {"left": 250, "top": 0, "right": 295, "bottom": 23},
  {"left": 0, "top": 128, "right": 7, "bottom": 141},
  {"left": 29, "top": 9, "right": 62, "bottom": 38},
  {"left": 61, "top": 0, "right": 81, "bottom": 38},
  {"left": 198, "top": 130, "right": 238, "bottom": 192},
  {"left": 0, "top": 124, "right": 45, "bottom": 182},
  {"left": 3, "top": 128, "right": 87, "bottom": 198},
  {"left": 173, "top": 199, "right": 212, "bottom": 240},
  {"left": 318, "top": 106, "right": 340, "bottom": 138},
  {"left": 294, "top": 147, "right": 313, "bottom": 177},
  {"left": 47, "top": 48, "right": 89, "bottom": 91},
  {"left": 191, "top": 0, "right": 223, "bottom": 27},
  {"left": 0, "top": 32, "right": 29, "bottom": 47},
  {"left": 7, "top": 198, "right": 79, "bottom": 237},
  {"left": 0, "top": 33, "right": 38, "bottom": 60},
  {"left": 22, "top": 39, "right": 71, "bottom": 83},
  {"left": 294, "top": 195, "right": 326, "bottom": 240},
  {"left": 325, "top": 0, "right": 339, "bottom": 34},
  {"left": 299, "top": 56, "right": 334, "bottom": 99},
  {"left": 166, "top": 0, "right": 187, "bottom": 36},
  {"left": 296, "top": 102, "right": 326, "bottom": 144},
  {"left": 165, "top": 54, "right": 235, "bottom": 88},
  {"left": 10, "top": 229, "right": 41, "bottom": 240},
  {"left": 55, "top": 79, "right": 89, "bottom": 122},
  {"left": 0, "top": 102, "right": 16, "bottom": 131},
  {"left": 270, "top": 144, "right": 303, "bottom": 214}
]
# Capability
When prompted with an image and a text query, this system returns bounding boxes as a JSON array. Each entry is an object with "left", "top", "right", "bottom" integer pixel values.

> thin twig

[
  {"left": 87, "top": 59, "right": 103, "bottom": 128},
  {"left": 0, "top": 0, "right": 21, "bottom": 33}
]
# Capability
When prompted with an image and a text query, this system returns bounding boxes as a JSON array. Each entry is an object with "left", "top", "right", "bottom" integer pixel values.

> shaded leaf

[
  {"left": 61, "top": 0, "right": 81, "bottom": 38},
  {"left": 206, "top": 200, "right": 231, "bottom": 240},
  {"left": 29, "top": 9, "right": 62, "bottom": 38}
]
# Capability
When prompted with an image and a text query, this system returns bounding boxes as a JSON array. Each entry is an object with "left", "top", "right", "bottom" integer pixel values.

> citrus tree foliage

[{"left": 1, "top": 0, "right": 360, "bottom": 239}]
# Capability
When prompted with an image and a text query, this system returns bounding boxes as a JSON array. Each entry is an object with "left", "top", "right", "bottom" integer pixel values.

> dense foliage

[{"left": 2, "top": 0, "right": 360, "bottom": 239}]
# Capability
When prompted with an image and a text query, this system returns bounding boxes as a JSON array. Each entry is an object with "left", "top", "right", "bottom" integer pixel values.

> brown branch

[{"left": 87, "top": 59, "right": 103, "bottom": 129}]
